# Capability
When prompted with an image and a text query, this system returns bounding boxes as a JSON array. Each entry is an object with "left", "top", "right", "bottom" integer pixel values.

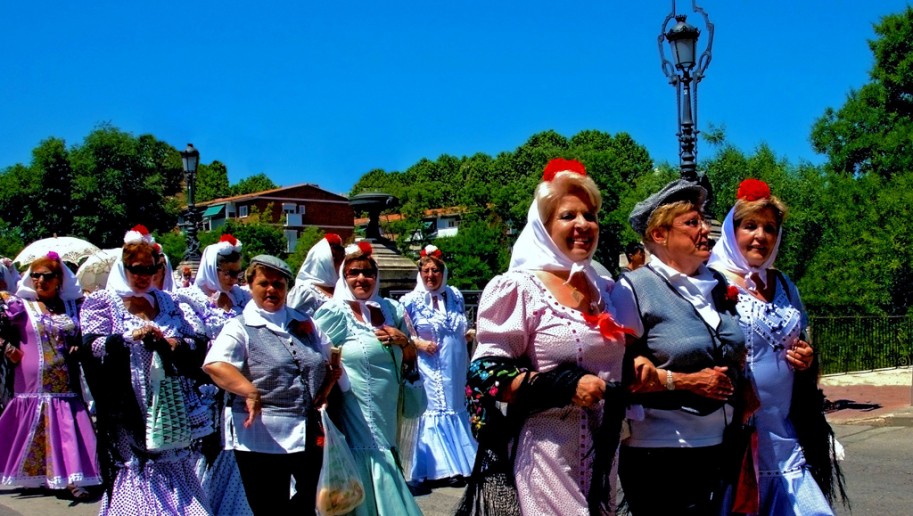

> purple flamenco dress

[{"left": 0, "top": 296, "right": 101, "bottom": 489}]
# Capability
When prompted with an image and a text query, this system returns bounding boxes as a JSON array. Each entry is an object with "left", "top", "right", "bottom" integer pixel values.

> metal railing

[{"left": 809, "top": 315, "right": 913, "bottom": 375}]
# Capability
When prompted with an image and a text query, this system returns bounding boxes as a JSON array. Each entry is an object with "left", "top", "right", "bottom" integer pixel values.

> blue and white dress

[
  {"left": 400, "top": 286, "right": 477, "bottom": 482},
  {"left": 732, "top": 276, "right": 833, "bottom": 516}
]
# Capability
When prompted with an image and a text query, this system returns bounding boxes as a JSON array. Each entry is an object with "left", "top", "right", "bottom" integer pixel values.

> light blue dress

[
  {"left": 732, "top": 277, "right": 833, "bottom": 515},
  {"left": 400, "top": 286, "right": 477, "bottom": 482},
  {"left": 313, "top": 298, "right": 423, "bottom": 516}
]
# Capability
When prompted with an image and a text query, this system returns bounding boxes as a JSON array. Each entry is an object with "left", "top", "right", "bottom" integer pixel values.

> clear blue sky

[{"left": 1, "top": 1, "right": 909, "bottom": 196}]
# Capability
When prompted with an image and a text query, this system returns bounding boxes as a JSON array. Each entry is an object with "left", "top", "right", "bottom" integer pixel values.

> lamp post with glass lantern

[
  {"left": 658, "top": 1, "right": 714, "bottom": 185},
  {"left": 180, "top": 143, "right": 202, "bottom": 264}
]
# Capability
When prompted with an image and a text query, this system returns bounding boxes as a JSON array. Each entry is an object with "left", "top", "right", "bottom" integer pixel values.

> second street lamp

[
  {"left": 181, "top": 143, "right": 202, "bottom": 264},
  {"left": 658, "top": 0, "right": 714, "bottom": 185}
]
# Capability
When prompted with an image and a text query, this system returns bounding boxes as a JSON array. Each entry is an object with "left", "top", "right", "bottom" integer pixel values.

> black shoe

[
  {"left": 407, "top": 481, "right": 431, "bottom": 496},
  {"left": 445, "top": 476, "right": 467, "bottom": 488}
]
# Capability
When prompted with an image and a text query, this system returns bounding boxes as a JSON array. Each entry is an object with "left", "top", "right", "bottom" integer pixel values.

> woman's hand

[
  {"left": 630, "top": 356, "right": 662, "bottom": 393},
  {"left": 375, "top": 326, "right": 409, "bottom": 347},
  {"left": 415, "top": 338, "right": 438, "bottom": 355},
  {"left": 572, "top": 374, "right": 606, "bottom": 408},
  {"left": 243, "top": 391, "right": 261, "bottom": 428},
  {"left": 786, "top": 339, "right": 814, "bottom": 371},
  {"left": 676, "top": 366, "right": 734, "bottom": 401}
]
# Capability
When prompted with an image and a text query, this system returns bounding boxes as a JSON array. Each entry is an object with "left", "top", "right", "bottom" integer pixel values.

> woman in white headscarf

[
  {"left": 399, "top": 244, "right": 477, "bottom": 488},
  {"left": 312, "top": 241, "right": 425, "bottom": 516},
  {"left": 0, "top": 257, "right": 20, "bottom": 292},
  {"left": 180, "top": 235, "right": 251, "bottom": 337},
  {"left": 287, "top": 233, "right": 345, "bottom": 316},
  {"left": 80, "top": 225, "right": 211, "bottom": 515},
  {"left": 0, "top": 251, "right": 100, "bottom": 499},
  {"left": 462, "top": 158, "right": 629, "bottom": 516},
  {"left": 708, "top": 178, "right": 845, "bottom": 515}
]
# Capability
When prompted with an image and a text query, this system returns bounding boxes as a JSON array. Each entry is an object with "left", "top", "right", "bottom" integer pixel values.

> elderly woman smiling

[
  {"left": 203, "top": 255, "right": 340, "bottom": 515},
  {"left": 610, "top": 179, "right": 747, "bottom": 515}
]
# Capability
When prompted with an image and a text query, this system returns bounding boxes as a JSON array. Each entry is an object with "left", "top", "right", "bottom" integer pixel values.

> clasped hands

[
  {"left": 132, "top": 325, "right": 179, "bottom": 352},
  {"left": 630, "top": 356, "right": 734, "bottom": 401}
]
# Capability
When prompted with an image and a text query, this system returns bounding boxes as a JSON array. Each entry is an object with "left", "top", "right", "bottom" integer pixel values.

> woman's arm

[{"left": 203, "top": 361, "right": 260, "bottom": 428}]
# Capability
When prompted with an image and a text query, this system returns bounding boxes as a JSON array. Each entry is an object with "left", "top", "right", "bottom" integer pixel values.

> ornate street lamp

[
  {"left": 659, "top": 0, "right": 714, "bottom": 185},
  {"left": 180, "top": 143, "right": 202, "bottom": 263}
]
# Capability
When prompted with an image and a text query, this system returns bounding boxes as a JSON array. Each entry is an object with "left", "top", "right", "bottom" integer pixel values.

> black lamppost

[
  {"left": 659, "top": 1, "right": 714, "bottom": 185},
  {"left": 180, "top": 143, "right": 202, "bottom": 263}
]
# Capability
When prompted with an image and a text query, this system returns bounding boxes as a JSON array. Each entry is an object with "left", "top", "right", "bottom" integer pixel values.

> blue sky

[{"left": 1, "top": 1, "right": 910, "bottom": 196}]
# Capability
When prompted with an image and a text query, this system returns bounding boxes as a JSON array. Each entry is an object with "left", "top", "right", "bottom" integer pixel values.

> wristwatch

[{"left": 665, "top": 370, "right": 675, "bottom": 391}]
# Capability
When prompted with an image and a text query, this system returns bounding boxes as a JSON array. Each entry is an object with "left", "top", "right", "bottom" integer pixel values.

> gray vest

[
  {"left": 231, "top": 316, "right": 327, "bottom": 418},
  {"left": 624, "top": 265, "right": 745, "bottom": 414}
]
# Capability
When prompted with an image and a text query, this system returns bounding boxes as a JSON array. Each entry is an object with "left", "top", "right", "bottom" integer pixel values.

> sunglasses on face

[
  {"left": 30, "top": 272, "right": 57, "bottom": 281},
  {"left": 344, "top": 268, "right": 377, "bottom": 279},
  {"left": 125, "top": 264, "right": 159, "bottom": 276},
  {"left": 218, "top": 268, "right": 243, "bottom": 279}
]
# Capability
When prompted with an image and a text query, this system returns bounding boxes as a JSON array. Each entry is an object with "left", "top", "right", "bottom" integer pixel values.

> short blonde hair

[
  {"left": 535, "top": 172, "right": 602, "bottom": 225},
  {"left": 418, "top": 255, "right": 445, "bottom": 271},
  {"left": 643, "top": 200, "right": 696, "bottom": 246},
  {"left": 733, "top": 196, "right": 788, "bottom": 229}
]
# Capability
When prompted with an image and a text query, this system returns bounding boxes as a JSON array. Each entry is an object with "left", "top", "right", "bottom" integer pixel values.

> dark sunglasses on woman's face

[
  {"left": 218, "top": 268, "right": 243, "bottom": 279},
  {"left": 30, "top": 272, "right": 57, "bottom": 281},
  {"left": 344, "top": 268, "right": 377, "bottom": 279},
  {"left": 125, "top": 264, "right": 160, "bottom": 276}
]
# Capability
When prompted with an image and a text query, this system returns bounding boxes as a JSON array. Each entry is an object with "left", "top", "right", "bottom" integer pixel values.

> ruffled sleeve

[
  {"left": 79, "top": 289, "right": 121, "bottom": 358},
  {"left": 312, "top": 301, "right": 351, "bottom": 347},
  {"left": 471, "top": 272, "right": 537, "bottom": 361}
]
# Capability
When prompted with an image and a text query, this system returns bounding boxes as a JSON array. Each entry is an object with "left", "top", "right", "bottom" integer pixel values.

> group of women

[
  {"left": 465, "top": 159, "right": 845, "bottom": 516},
  {"left": 0, "top": 157, "right": 845, "bottom": 516}
]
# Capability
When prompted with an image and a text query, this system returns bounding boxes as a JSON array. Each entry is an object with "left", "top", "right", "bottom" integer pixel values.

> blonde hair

[
  {"left": 643, "top": 200, "right": 697, "bottom": 247},
  {"left": 122, "top": 242, "right": 156, "bottom": 265},
  {"left": 733, "top": 196, "right": 788, "bottom": 228},
  {"left": 535, "top": 172, "right": 602, "bottom": 224},
  {"left": 418, "top": 255, "right": 445, "bottom": 271}
]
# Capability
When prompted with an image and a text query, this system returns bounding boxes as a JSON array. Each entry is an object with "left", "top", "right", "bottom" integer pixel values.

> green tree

[
  {"left": 197, "top": 160, "right": 231, "bottom": 202},
  {"left": 154, "top": 230, "right": 188, "bottom": 269},
  {"left": 230, "top": 173, "right": 277, "bottom": 196},
  {"left": 433, "top": 214, "right": 509, "bottom": 290}
]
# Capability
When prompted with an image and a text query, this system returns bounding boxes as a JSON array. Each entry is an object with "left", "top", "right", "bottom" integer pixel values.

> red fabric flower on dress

[
  {"left": 736, "top": 179, "right": 771, "bottom": 201},
  {"left": 325, "top": 233, "right": 343, "bottom": 246},
  {"left": 289, "top": 319, "right": 315, "bottom": 338},
  {"left": 725, "top": 285, "right": 740, "bottom": 303},
  {"left": 582, "top": 312, "right": 636, "bottom": 342},
  {"left": 542, "top": 158, "right": 587, "bottom": 182}
]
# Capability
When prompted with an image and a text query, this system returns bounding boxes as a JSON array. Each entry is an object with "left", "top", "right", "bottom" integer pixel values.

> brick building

[{"left": 197, "top": 183, "right": 354, "bottom": 252}]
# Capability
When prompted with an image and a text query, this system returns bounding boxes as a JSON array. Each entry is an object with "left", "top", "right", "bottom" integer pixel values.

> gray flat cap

[
  {"left": 629, "top": 179, "right": 707, "bottom": 235},
  {"left": 249, "top": 254, "right": 292, "bottom": 279}
]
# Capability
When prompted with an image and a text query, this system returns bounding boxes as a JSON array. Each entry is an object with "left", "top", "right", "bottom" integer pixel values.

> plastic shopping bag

[{"left": 316, "top": 407, "right": 365, "bottom": 516}]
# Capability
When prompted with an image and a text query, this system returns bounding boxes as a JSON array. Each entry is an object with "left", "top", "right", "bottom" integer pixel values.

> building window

[
  {"left": 298, "top": 205, "right": 306, "bottom": 215},
  {"left": 282, "top": 203, "right": 297, "bottom": 215},
  {"left": 239, "top": 205, "right": 249, "bottom": 218}
]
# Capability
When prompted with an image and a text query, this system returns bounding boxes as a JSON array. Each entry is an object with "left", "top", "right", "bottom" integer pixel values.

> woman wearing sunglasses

[
  {"left": 80, "top": 225, "right": 211, "bottom": 515},
  {"left": 0, "top": 251, "right": 101, "bottom": 500},
  {"left": 313, "top": 241, "right": 425, "bottom": 516}
]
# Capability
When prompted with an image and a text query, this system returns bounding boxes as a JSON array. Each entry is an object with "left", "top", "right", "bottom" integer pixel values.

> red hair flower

[
  {"left": 219, "top": 234, "right": 238, "bottom": 245},
  {"left": 736, "top": 179, "right": 771, "bottom": 201},
  {"left": 420, "top": 245, "right": 442, "bottom": 259},
  {"left": 582, "top": 312, "right": 636, "bottom": 342},
  {"left": 542, "top": 158, "right": 587, "bottom": 182},
  {"left": 325, "top": 233, "right": 342, "bottom": 246},
  {"left": 132, "top": 224, "right": 150, "bottom": 235},
  {"left": 357, "top": 241, "right": 373, "bottom": 256}
]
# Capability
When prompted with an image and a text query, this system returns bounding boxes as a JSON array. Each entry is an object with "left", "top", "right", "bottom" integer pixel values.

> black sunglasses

[
  {"left": 218, "top": 268, "right": 243, "bottom": 279},
  {"left": 344, "top": 268, "right": 377, "bottom": 279},
  {"left": 125, "top": 264, "right": 159, "bottom": 276},
  {"left": 30, "top": 272, "right": 58, "bottom": 281}
]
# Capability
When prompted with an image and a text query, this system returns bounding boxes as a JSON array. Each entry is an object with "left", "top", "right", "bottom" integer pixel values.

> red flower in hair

[
  {"left": 542, "top": 158, "right": 586, "bottom": 182},
  {"left": 582, "top": 312, "right": 636, "bottom": 342},
  {"left": 153, "top": 243, "right": 163, "bottom": 253},
  {"left": 325, "top": 233, "right": 342, "bottom": 246},
  {"left": 219, "top": 234, "right": 238, "bottom": 245},
  {"left": 420, "top": 245, "right": 442, "bottom": 259},
  {"left": 736, "top": 179, "right": 771, "bottom": 201},
  {"left": 357, "top": 241, "right": 373, "bottom": 256},
  {"left": 132, "top": 224, "right": 150, "bottom": 235}
]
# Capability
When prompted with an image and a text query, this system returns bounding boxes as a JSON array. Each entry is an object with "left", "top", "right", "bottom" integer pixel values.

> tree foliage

[{"left": 230, "top": 173, "right": 277, "bottom": 196}]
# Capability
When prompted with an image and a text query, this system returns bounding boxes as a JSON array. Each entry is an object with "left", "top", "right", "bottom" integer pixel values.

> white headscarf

[
  {"left": 295, "top": 237, "right": 339, "bottom": 287},
  {"left": 16, "top": 254, "right": 83, "bottom": 302},
  {"left": 707, "top": 203, "right": 782, "bottom": 292},
  {"left": 106, "top": 225, "right": 158, "bottom": 305},
  {"left": 509, "top": 185, "right": 600, "bottom": 290},
  {"left": 334, "top": 244, "right": 387, "bottom": 325},
  {"left": 195, "top": 235, "right": 243, "bottom": 294},
  {"left": 0, "top": 258, "right": 21, "bottom": 292},
  {"left": 412, "top": 245, "right": 449, "bottom": 308},
  {"left": 159, "top": 252, "right": 175, "bottom": 292}
]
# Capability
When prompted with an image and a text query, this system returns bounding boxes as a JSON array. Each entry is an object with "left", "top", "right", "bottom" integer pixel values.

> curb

[{"left": 831, "top": 413, "right": 913, "bottom": 427}]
